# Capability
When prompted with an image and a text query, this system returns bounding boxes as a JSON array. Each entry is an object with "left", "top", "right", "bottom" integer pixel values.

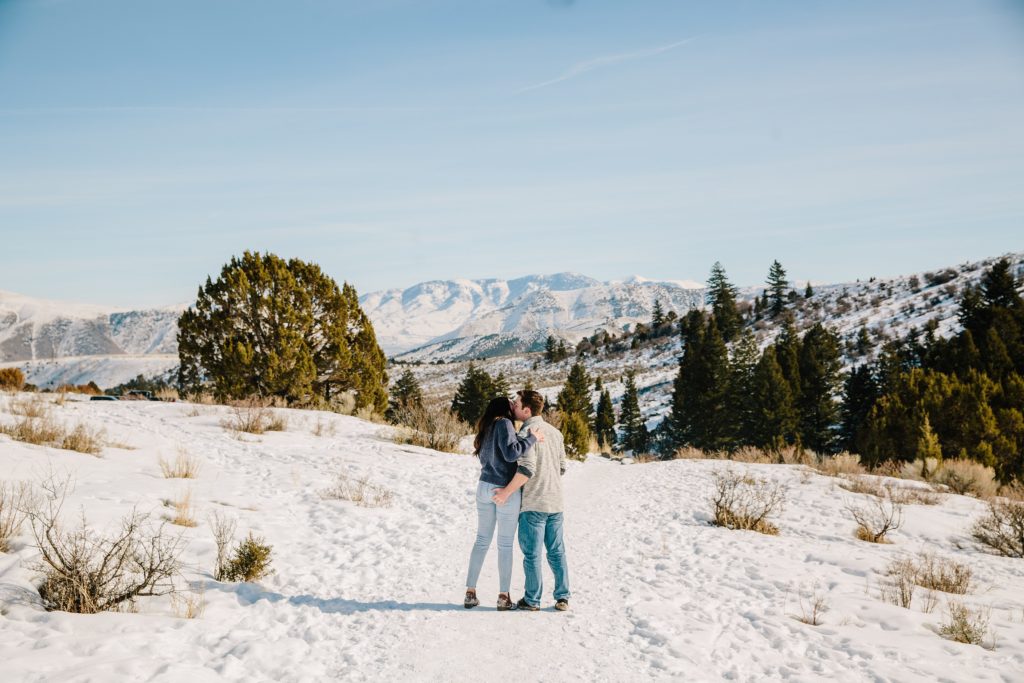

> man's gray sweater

[{"left": 516, "top": 416, "right": 567, "bottom": 513}]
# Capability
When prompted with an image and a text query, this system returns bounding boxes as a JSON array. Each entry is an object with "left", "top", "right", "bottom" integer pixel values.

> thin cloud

[{"left": 517, "top": 37, "right": 695, "bottom": 94}]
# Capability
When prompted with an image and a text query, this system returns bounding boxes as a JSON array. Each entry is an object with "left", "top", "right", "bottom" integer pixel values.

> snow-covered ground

[{"left": 1, "top": 396, "right": 1023, "bottom": 682}]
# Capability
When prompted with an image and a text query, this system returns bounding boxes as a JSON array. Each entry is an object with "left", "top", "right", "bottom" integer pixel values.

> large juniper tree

[
  {"left": 557, "top": 361, "right": 593, "bottom": 457},
  {"left": 177, "top": 251, "right": 387, "bottom": 410}
]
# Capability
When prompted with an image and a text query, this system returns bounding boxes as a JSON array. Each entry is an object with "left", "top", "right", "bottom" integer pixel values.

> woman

[{"left": 464, "top": 396, "right": 544, "bottom": 611}]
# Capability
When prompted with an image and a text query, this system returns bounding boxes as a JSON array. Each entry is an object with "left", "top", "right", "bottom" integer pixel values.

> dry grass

[
  {"left": 888, "top": 484, "right": 942, "bottom": 506},
  {"left": 939, "top": 601, "right": 993, "bottom": 647},
  {"left": 155, "top": 387, "right": 179, "bottom": 402},
  {"left": 171, "top": 586, "right": 205, "bottom": 619},
  {"left": 9, "top": 394, "right": 50, "bottom": 418},
  {"left": 220, "top": 398, "right": 287, "bottom": 435},
  {"left": 320, "top": 470, "right": 394, "bottom": 508},
  {"left": 672, "top": 446, "right": 710, "bottom": 460},
  {"left": 0, "top": 413, "right": 63, "bottom": 446},
  {"left": 933, "top": 459, "right": 998, "bottom": 499},
  {"left": 632, "top": 453, "right": 657, "bottom": 464},
  {"left": 159, "top": 448, "right": 201, "bottom": 479},
  {"left": 391, "top": 404, "right": 469, "bottom": 453},
  {"left": 60, "top": 423, "right": 105, "bottom": 455},
  {"left": 210, "top": 511, "right": 238, "bottom": 582},
  {"left": 709, "top": 470, "right": 788, "bottom": 535},
  {"left": 165, "top": 490, "right": 198, "bottom": 527},
  {"left": 879, "top": 553, "right": 973, "bottom": 611},
  {"left": 312, "top": 418, "right": 337, "bottom": 438},
  {"left": 0, "top": 481, "right": 36, "bottom": 553},
  {"left": 839, "top": 475, "right": 886, "bottom": 497},
  {"left": 815, "top": 452, "right": 866, "bottom": 478},
  {"left": 730, "top": 446, "right": 774, "bottom": 464},
  {"left": 847, "top": 496, "right": 903, "bottom": 543}
]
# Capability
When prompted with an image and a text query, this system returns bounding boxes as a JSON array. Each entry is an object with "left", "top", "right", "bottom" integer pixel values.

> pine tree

[
  {"left": 652, "top": 299, "right": 666, "bottom": 328},
  {"left": 545, "top": 335, "right": 557, "bottom": 363},
  {"left": 729, "top": 328, "right": 760, "bottom": 445},
  {"left": 617, "top": 371, "right": 648, "bottom": 454},
  {"left": 387, "top": 368, "right": 423, "bottom": 421},
  {"left": 177, "top": 251, "right": 387, "bottom": 410},
  {"left": 805, "top": 282, "right": 814, "bottom": 298},
  {"left": 668, "top": 319, "right": 731, "bottom": 450},
  {"left": 451, "top": 363, "right": 495, "bottom": 425},
  {"left": 706, "top": 262, "right": 742, "bottom": 342},
  {"left": 492, "top": 371, "right": 511, "bottom": 400},
  {"left": 748, "top": 347, "right": 798, "bottom": 452},
  {"left": 797, "top": 323, "right": 844, "bottom": 453},
  {"left": 915, "top": 411, "right": 943, "bottom": 464},
  {"left": 980, "top": 258, "right": 1022, "bottom": 310},
  {"left": 557, "top": 362, "right": 593, "bottom": 421},
  {"left": 840, "top": 364, "right": 879, "bottom": 452},
  {"left": 594, "top": 389, "right": 616, "bottom": 452},
  {"left": 774, "top": 320, "right": 802, "bottom": 400},
  {"left": 766, "top": 260, "right": 788, "bottom": 316},
  {"left": 562, "top": 412, "right": 590, "bottom": 460}
]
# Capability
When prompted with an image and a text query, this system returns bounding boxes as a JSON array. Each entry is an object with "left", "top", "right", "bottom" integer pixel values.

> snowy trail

[{"left": 2, "top": 398, "right": 1024, "bottom": 682}]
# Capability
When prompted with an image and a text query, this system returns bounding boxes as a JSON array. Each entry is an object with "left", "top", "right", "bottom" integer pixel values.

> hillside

[{"left": 0, "top": 396, "right": 1021, "bottom": 681}]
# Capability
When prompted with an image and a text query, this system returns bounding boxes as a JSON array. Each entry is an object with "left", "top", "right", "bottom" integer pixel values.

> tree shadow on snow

[{"left": 205, "top": 581, "right": 462, "bottom": 614}]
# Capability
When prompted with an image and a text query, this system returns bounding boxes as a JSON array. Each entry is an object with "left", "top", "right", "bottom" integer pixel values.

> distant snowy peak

[
  {"left": 359, "top": 273, "right": 707, "bottom": 359},
  {"left": 0, "top": 290, "right": 184, "bottom": 362}
]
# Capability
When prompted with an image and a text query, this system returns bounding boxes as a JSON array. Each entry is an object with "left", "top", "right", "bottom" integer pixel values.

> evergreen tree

[
  {"left": 766, "top": 260, "right": 788, "bottom": 316},
  {"left": 840, "top": 365, "right": 879, "bottom": 452},
  {"left": 177, "top": 251, "right": 387, "bottom": 410},
  {"left": 562, "top": 412, "right": 590, "bottom": 460},
  {"left": 387, "top": 368, "right": 423, "bottom": 421},
  {"left": 855, "top": 327, "right": 873, "bottom": 356},
  {"left": 557, "top": 339, "right": 569, "bottom": 362},
  {"left": 774, "top": 320, "right": 802, "bottom": 400},
  {"left": 668, "top": 320, "right": 731, "bottom": 450},
  {"left": 557, "top": 362, "right": 593, "bottom": 421},
  {"left": 594, "top": 388, "right": 616, "bottom": 452},
  {"left": 748, "top": 347, "right": 798, "bottom": 452},
  {"left": 706, "top": 262, "right": 742, "bottom": 342},
  {"left": 980, "top": 258, "right": 1022, "bottom": 310},
  {"left": 652, "top": 299, "right": 666, "bottom": 328},
  {"left": 804, "top": 282, "right": 814, "bottom": 298},
  {"left": 729, "top": 328, "right": 760, "bottom": 445},
  {"left": 492, "top": 371, "right": 511, "bottom": 400},
  {"left": 617, "top": 371, "right": 648, "bottom": 454},
  {"left": 797, "top": 323, "right": 844, "bottom": 453},
  {"left": 451, "top": 363, "right": 495, "bottom": 425}
]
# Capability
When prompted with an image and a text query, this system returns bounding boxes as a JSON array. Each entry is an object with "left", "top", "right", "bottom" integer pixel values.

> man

[{"left": 492, "top": 389, "right": 570, "bottom": 612}]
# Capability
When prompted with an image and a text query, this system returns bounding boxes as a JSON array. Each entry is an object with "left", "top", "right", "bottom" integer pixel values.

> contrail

[{"left": 517, "top": 37, "right": 695, "bottom": 94}]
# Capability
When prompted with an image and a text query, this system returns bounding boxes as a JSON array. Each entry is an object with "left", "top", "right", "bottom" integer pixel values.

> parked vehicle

[{"left": 90, "top": 395, "right": 118, "bottom": 401}]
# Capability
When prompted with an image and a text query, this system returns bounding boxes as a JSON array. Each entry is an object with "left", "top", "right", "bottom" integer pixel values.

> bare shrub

[
  {"left": 914, "top": 552, "right": 973, "bottom": 594},
  {"left": 220, "top": 398, "right": 273, "bottom": 434},
  {"left": 933, "top": 459, "right": 998, "bottom": 498},
  {"left": 159, "top": 448, "right": 201, "bottom": 479},
  {"left": 61, "top": 423, "right": 105, "bottom": 455},
  {"left": 709, "top": 470, "right": 788, "bottom": 535},
  {"left": 898, "top": 457, "right": 939, "bottom": 481},
  {"left": 632, "top": 453, "right": 657, "bottom": 464},
  {"left": 0, "top": 481, "right": 36, "bottom": 553},
  {"left": 354, "top": 405, "right": 385, "bottom": 423},
  {"left": 265, "top": 411, "right": 288, "bottom": 432},
  {"left": 847, "top": 496, "right": 903, "bottom": 543},
  {"left": 815, "top": 452, "right": 865, "bottom": 477},
  {"left": 185, "top": 392, "right": 217, "bottom": 406},
  {"left": 795, "top": 583, "right": 828, "bottom": 625},
  {"left": 0, "top": 413, "right": 63, "bottom": 446},
  {"left": 0, "top": 367, "right": 25, "bottom": 391},
  {"left": 219, "top": 532, "right": 273, "bottom": 583},
  {"left": 209, "top": 511, "right": 237, "bottom": 582},
  {"left": 392, "top": 404, "right": 469, "bottom": 453},
  {"left": 320, "top": 470, "right": 394, "bottom": 508},
  {"left": 879, "top": 557, "right": 918, "bottom": 608},
  {"left": 29, "top": 478, "right": 183, "bottom": 613},
  {"left": 971, "top": 495, "right": 1024, "bottom": 558},
  {"left": 165, "top": 490, "right": 197, "bottom": 527},
  {"left": 183, "top": 404, "right": 204, "bottom": 417},
  {"left": 939, "top": 601, "right": 993, "bottom": 647}
]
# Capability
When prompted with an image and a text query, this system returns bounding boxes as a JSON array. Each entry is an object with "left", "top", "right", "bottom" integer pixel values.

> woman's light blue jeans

[{"left": 465, "top": 481, "right": 522, "bottom": 594}]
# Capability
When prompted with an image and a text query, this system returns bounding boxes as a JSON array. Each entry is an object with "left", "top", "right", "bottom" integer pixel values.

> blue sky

[{"left": 2, "top": 0, "right": 1023, "bottom": 307}]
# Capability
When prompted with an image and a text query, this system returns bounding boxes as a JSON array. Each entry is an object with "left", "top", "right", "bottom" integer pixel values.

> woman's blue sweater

[{"left": 478, "top": 418, "right": 537, "bottom": 486}]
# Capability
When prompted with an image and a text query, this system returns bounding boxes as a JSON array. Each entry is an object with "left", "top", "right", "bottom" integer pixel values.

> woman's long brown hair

[{"left": 473, "top": 397, "right": 514, "bottom": 455}]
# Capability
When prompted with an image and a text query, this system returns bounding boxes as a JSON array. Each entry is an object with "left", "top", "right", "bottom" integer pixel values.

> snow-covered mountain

[
  {"left": 361, "top": 272, "right": 705, "bottom": 360},
  {"left": 0, "top": 290, "right": 183, "bottom": 387}
]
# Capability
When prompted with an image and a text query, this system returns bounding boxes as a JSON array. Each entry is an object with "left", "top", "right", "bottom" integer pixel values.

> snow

[{"left": 2, "top": 396, "right": 1023, "bottom": 681}]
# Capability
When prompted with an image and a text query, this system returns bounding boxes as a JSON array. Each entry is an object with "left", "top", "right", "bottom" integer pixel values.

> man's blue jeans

[{"left": 518, "top": 511, "right": 570, "bottom": 606}]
